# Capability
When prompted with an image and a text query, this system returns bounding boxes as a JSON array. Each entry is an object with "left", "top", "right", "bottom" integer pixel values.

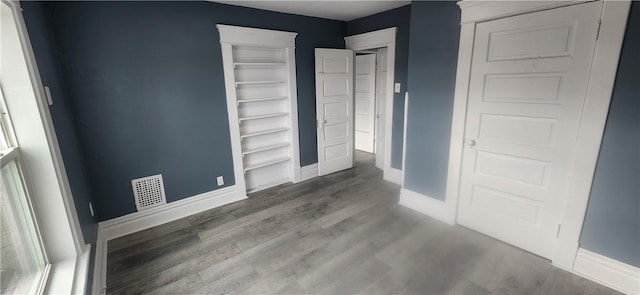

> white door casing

[
  {"left": 344, "top": 27, "right": 398, "bottom": 184},
  {"left": 456, "top": 2, "right": 602, "bottom": 258},
  {"left": 375, "top": 48, "right": 388, "bottom": 169},
  {"left": 355, "top": 54, "right": 376, "bottom": 153},
  {"left": 315, "top": 48, "right": 354, "bottom": 176}
]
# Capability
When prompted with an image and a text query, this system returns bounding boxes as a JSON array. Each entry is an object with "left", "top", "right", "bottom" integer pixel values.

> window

[
  {"left": 0, "top": 89, "right": 50, "bottom": 293},
  {"left": 1, "top": 1, "right": 89, "bottom": 294}
]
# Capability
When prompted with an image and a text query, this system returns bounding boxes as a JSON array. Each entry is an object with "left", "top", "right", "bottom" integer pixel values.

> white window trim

[{"left": 2, "top": 1, "right": 91, "bottom": 293}]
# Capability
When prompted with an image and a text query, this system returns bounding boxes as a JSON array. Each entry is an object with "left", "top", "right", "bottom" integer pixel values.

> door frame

[
  {"left": 345, "top": 27, "right": 400, "bottom": 184},
  {"left": 445, "top": 0, "right": 631, "bottom": 270}
]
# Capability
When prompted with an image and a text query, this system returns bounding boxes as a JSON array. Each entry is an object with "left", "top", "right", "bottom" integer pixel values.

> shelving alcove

[{"left": 217, "top": 24, "right": 301, "bottom": 197}]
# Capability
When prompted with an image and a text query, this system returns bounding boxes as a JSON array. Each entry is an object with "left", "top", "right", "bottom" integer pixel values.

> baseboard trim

[
  {"left": 384, "top": 167, "right": 402, "bottom": 185},
  {"left": 73, "top": 243, "right": 91, "bottom": 295},
  {"left": 399, "top": 188, "right": 456, "bottom": 225},
  {"left": 573, "top": 248, "right": 639, "bottom": 294},
  {"left": 91, "top": 185, "right": 244, "bottom": 295},
  {"left": 299, "top": 163, "right": 318, "bottom": 182},
  {"left": 92, "top": 230, "right": 106, "bottom": 295}
]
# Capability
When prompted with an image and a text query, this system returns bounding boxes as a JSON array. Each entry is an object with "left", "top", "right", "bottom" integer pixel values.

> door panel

[
  {"left": 457, "top": 2, "right": 601, "bottom": 258},
  {"left": 354, "top": 54, "right": 376, "bottom": 153},
  {"left": 315, "top": 48, "right": 354, "bottom": 176}
]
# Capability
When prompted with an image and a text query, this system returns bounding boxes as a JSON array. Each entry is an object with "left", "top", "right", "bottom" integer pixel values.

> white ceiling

[{"left": 211, "top": 0, "right": 411, "bottom": 21}]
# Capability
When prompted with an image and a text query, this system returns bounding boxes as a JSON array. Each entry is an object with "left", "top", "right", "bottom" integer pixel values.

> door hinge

[
  {"left": 595, "top": 19, "right": 602, "bottom": 41},
  {"left": 556, "top": 224, "right": 562, "bottom": 238}
]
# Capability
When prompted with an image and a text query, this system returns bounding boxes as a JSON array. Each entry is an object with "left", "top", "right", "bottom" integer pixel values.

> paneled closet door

[{"left": 456, "top": 2, "right": 601, "bottom": 258}]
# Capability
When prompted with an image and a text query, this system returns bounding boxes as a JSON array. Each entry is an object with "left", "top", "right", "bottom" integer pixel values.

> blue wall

[
  {"left": 346, "top": 5, "right": 411, "bottom": 169},
  {"left": 403, "top": 1, "right": 460, "bottom": 199},
  {"left": 580, "top": 2, "right": 640, "bottom": 268},
  {"left": 38, "top": 1, "right": 345, "bottom": 221}
]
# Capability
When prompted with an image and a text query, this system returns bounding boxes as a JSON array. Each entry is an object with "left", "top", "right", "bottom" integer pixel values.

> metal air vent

[{"left": 131, "top": 174, "right": 167, "bottom": 211}]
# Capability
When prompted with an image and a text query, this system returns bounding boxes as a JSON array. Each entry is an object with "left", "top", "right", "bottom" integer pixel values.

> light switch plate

[
  {"left": 44, "top": 86, "right": 53, "bottom": 105},
  {"left": 394, "top": 83, "right": 401, "bottom": 93}
]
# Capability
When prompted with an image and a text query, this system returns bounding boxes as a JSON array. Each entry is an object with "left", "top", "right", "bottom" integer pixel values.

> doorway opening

[
  {"left": 354, "top": 48, "right": 387, "bottom": 171},
  {"left": 345, "top": 27, "right": 399, "bottom": 184}
]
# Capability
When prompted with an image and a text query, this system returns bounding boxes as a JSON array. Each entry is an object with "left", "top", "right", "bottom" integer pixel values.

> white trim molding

[
  {"left": 384, "top": 168, "right": 402, "bottom": 185},
  {"left": 216, "top": 24, "right": 297, "bottom": 47},
  {"left": 298, "top": 163, "right": 318, "bottom": 182},
  {"left": 4, "top": 1, "right": 92, "bottom": 294},
  {"left": 98, "top": 186, "right": 242, "bottom": 240},
  {"left": 553, "top": 0, "right": 631, "bottom": 269},
  {"left": 345, "top": 27, "right": 399, "bottom": 185},
  {"left": 447, "top": 0, "right": 631, "bottom": 272},
  {"left": 457, "top": 0, "right": 593, "bottom": 24},
  {"left": 345, "top": 27, "right": 396, "bottom": 50},
  {"left": 91, "top": 186, "right": 244, "bottom": 295},
  {"left": 399, "top": 188, "right": 455, "bottom": 225},
  {"left": 398, "top": 91, "right": 409, "bottom": 186},
  {"left": 573, "top": 248, "right": 640, "bottom": 294}
]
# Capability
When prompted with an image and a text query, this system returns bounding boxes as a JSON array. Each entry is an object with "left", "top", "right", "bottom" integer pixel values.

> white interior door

[
  {"left": 457, "top": 2, "right": 601, "bottom": 258},
  {"left": 315, "top": 48, "right": 354, "bottom": 176},
  {"left": 354, "top": 54, "right": 376, "bottom": 153},
  {"left": 375, "top": 48, "right": 387, "bottom": 169}
]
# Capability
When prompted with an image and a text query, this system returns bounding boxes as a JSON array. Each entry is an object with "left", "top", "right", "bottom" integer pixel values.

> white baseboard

[
  {"left": 573, "top": 248, "right": 639, "bottom": 294},
  {"left": 91, "top": 185, "right": 244, "bottom": 295},
  {"left": 299, "top": 163, "right": 318, "bottom": 182},
  {"left": 384, "top": 167, "right": 402, "bottom": 185},
  {"left": 73, "top": 243, "right": 91, "bottom": 295},
  {"left": 92, "top": 230, "right": 106, "bottom": 295},
  {"left": 399, "top": 188, "right": 456, "bottom": 225}
]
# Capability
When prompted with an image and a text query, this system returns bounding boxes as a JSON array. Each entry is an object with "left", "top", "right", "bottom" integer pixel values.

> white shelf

[
  {"left": 218, "top": 27, "right": 299, "bottom": 194},
  {"left": 234, "top": 62, "right": 286, "bottom": 68},
  {"left": 240, "top": 127, "right": 289, "bottom": 140},
  {"left": 235, "top": 80, "right": 286, "bottom": 87},
  {"left": 244, "top": 156, "right": 291, "bottom": 173},
  {"left": 238, "top": 112, "right": 288, "bottom": 123},
  {"left": 242, "top": 142, "right": 290, "bottom": 157},
  {"left": 237, "top": 96, "right": 288, "bottom": 104}
]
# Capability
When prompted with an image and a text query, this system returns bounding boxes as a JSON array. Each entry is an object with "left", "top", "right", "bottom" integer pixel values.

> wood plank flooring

[{"left": 107, "top": 152, "right": 621, "bottom": 295}]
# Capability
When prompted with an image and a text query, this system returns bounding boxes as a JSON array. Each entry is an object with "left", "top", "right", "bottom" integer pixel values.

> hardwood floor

[{"left": 107, "top": 152, "right": 620, "bottom": 295}]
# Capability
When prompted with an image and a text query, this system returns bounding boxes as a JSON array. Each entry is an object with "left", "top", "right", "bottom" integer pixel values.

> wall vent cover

[{"left": 131, "top": 174, "right": 167, "bottom": 211}]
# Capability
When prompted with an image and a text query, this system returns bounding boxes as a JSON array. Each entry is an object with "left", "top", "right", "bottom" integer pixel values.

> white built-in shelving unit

[{"left": 217, "top": 24, "right": 301, "bottom": 197}]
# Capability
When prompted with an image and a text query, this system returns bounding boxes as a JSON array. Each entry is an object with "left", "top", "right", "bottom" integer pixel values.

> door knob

[
  {"left": 317, "top": 119, "right": 327, "bottom": 129},
  {"left": 466, "top": 139, "right": 476, "bottom": 146}
]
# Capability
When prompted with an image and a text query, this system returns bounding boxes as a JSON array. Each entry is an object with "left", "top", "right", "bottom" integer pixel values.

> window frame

[
  {"left": 1, "top": 146, "right": 52, "bottom": 294},
  {"left": 1, "top": 0, "right": 91, "bottom": 293}
]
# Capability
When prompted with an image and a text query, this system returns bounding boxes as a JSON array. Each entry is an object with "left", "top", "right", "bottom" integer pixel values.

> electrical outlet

[
  {"left": 394, "top": 83, "right": 401, "bottom": 93},
  {"left": 217, "top": 176, "right": 224, "bottom": 186},
  {"left": 89, "top": 202, "right": 95, "bottom": 217}
]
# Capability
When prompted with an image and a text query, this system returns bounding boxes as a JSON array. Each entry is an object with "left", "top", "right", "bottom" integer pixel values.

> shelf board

[
  {"left": 242, "top": 142, "right": 290, "bottom": 157},
  {"left": 235, "top": 80, "right": 286, "bottom": 87},
  {"left": 239, "top": 112, "right": 288, "bottom": 123},
  {"left": 244, "top": 156, "right": 291, "bottom": 173},
  {"left": 237, "top": 96, "right": 287, "bottom": 104},
  {"left": 234, "top": 62, "right": 286, "bottom": 68},
  {"left": 240, "top": 127, "right": 289, "bottom": 140}
]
